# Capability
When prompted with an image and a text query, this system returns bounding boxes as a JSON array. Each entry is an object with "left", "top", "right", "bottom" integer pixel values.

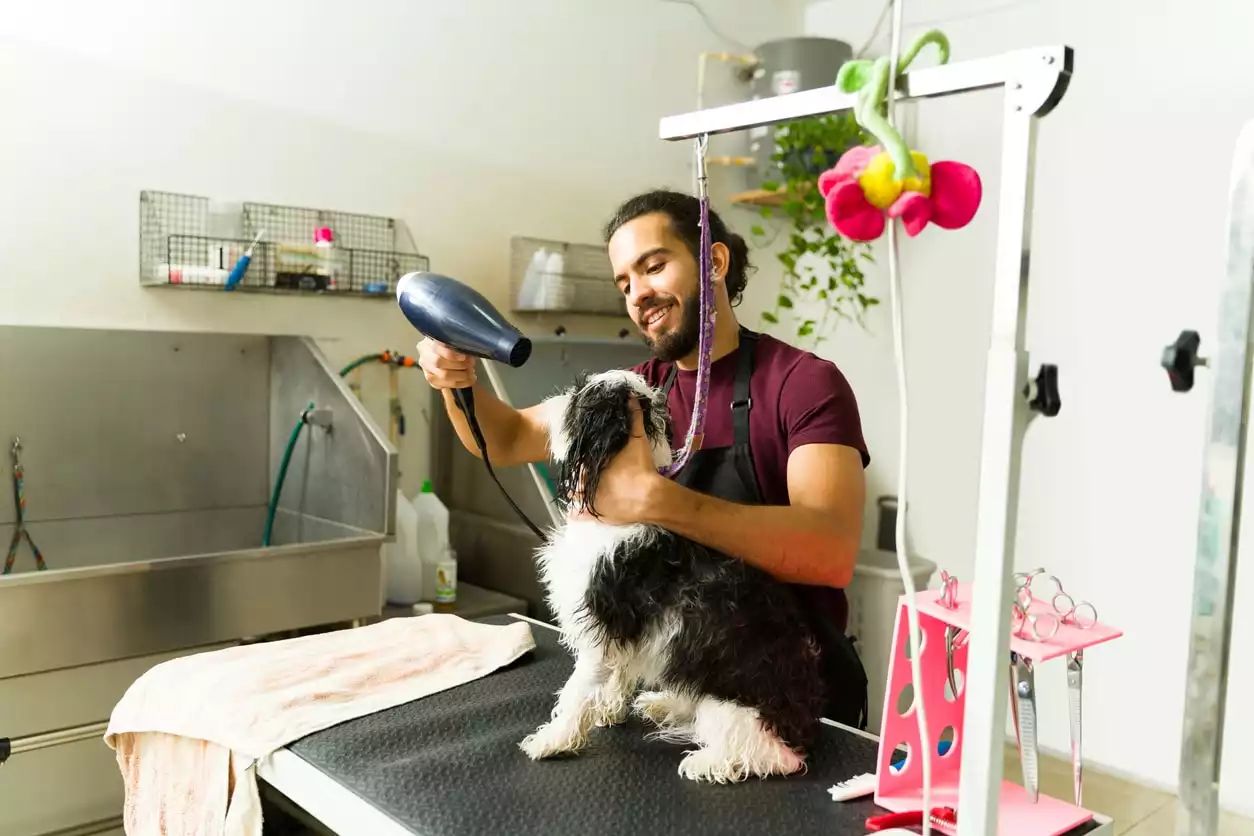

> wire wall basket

[
  {"left": 509, "top": 236, "right": 625, "bottom": 317},
  {"left": 140, "top": 191, "right": 429, "bottom": 298}
]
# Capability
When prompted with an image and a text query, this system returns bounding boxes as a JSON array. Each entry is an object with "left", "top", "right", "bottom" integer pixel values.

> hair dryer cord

[{"left": 452, "top": 389, "right": 547, "bottom": 541}]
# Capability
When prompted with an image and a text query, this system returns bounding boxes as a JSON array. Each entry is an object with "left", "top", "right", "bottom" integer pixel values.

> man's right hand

[{"left": 417, "top": 337, "right": 477, "bottom": 391}]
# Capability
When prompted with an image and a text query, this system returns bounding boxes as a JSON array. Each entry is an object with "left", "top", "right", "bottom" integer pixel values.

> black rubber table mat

[{"left": 286, "top": 615, "right": 1103, "bottom": 836}]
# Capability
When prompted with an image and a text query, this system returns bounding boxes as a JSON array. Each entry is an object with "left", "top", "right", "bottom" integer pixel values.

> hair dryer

[
  {"left": 396, "top": 271, "right": 532, "bottom": 369},
  {"left": 395, "top": 271, "right": 545, "bottom": 538}
]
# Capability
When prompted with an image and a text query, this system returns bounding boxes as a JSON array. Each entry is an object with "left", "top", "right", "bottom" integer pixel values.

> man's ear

[{"left": 710, "top": 241, "right": 730, "bottom": 285}]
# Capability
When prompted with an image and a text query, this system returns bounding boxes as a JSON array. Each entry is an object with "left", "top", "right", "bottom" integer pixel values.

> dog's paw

[
  {"left": 677, "top": 748, "right": 746, "bottom": 784},
  {"left": 519, "top": 723, "right": 586, "bottom": 760},
  {"left": 676, "top": 745, "right": 806, "bottom": 783}
]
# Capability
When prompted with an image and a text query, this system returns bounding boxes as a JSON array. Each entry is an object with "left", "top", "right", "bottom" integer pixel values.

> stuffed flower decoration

[
  {"left": 817, "top": 144, "right": 982, "bottom": 242},
  {"left": 815, "top": 29, "right": 983, "bottom": 242}
]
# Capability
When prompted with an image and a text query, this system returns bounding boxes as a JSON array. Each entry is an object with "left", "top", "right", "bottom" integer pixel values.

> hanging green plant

[{"left": 748, "top": 111, "right": 879, "bottom": 345}]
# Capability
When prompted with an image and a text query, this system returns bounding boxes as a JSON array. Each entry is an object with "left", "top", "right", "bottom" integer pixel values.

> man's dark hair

[{"left": 603, "top": 189, "right": 754, "bottom": 306}]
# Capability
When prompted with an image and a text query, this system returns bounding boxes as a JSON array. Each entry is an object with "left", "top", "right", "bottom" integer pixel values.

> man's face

[{"left": 608, "top": 212, "right": 701, "bottom": 363}]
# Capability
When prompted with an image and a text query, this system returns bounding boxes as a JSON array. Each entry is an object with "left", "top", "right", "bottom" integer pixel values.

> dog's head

[{"left": 540, "top": 370, "right": 671, "bottom": 515}]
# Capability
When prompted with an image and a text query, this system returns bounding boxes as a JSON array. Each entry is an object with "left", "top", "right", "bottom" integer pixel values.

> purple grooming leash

[{"left": 659, "top": 134, "right": 715, "bottom": 478}]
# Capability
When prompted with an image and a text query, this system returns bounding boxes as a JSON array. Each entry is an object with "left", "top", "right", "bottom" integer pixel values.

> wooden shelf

[{"left": 729, "top": 189, "right": 788, "bottom": 207}]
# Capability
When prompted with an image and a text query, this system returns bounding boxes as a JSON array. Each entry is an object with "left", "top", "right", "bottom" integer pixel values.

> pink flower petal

[
  {"left": 826, "top": 181, "right": 885, "bottom": 242},
  {"left": 817, "top": 145, "right": 880, "bottom": 197},
  {"left": 888, "top": 191, "right": 933, "bottom": 236},
  {"left": 929, "top": 161, "right": 983, "bottom": 229}
]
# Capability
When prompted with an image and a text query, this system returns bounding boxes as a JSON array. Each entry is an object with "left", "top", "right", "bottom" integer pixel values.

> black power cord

[{"left": 452, "top": 389, "right": 548, "bottom": 541}]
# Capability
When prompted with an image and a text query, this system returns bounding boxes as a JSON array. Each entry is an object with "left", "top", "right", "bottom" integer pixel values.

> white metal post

[
  {"left": 955, "top": 54, "right": 1052, "bottom": 836},
  {"left": 658, "top": 45, "right": 1073, "bottom": 836},
  {"left": 1174, "top": 118, "right": 1254, "bottom": 836}
]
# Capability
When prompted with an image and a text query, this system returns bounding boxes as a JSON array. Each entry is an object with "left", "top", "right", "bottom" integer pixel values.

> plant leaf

[{"left": 778, "top": 295, "right": 795, "bottom": 309}]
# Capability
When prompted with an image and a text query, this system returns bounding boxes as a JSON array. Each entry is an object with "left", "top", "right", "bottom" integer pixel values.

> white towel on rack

[{"left": 104, "top": 614, "right": 536, "bottom": 836}]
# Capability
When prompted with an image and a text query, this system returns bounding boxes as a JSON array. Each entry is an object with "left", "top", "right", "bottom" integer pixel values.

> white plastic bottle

[
  {"left": 414, "top": 480, "right": 457, "bottom": 606},
  {"left": 518, "top": 248, "right": 548, "bottom": 310},
  {"left": 543, "top": 250, "right": 570, "bottom": 311},
  {"left": 383, "top": 488, "right": 423, "bottom": 605}
]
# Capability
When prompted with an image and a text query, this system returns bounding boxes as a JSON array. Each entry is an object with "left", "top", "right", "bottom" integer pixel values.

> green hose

[
  {"left": 339, "top": 353, "right": 385, "bottom": 376},
  {"left": 262, "top": 401, "right": 315, "bottom": 548},
  {"left": 262, "top": 351, "right": 423, "bottom": 548}
]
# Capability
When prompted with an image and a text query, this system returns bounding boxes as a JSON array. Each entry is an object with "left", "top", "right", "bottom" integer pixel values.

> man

[{"left": 417, "top": 189, "right": 872, "bottom": 728}]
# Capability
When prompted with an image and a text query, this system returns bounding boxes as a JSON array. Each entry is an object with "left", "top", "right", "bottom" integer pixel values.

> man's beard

[{"left": 639, "top": 290, "right": 700, "bottom": 363}]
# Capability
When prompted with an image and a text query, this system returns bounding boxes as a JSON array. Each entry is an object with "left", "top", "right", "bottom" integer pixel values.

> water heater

[{"left": 748, "top": 37, "right": 853, "bottom": 187}]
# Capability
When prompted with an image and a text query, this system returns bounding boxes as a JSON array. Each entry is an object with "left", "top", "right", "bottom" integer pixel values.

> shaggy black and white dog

[{"left": 519, "top": 369, "right": 827, "bottom": 783}]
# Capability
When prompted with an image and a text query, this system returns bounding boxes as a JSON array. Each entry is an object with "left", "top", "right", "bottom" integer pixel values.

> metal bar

[
  {"left": 1175, "top": 118, "right": 1254, "bottom": 836},
  {"left": 956, "top": 63, "right": 1060, "bottom": 836},
  {"left": 658, "top": 45, "right": 1072, "bottom": 140},
  {"left": 1, "top": 720, "right": 109, "bottom": 764}
]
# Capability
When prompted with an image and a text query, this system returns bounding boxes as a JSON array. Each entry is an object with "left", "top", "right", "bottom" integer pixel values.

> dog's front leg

[
  {"left": 519, "top": 646, "right": 610, "bottom": 760},
  {"left": 591, "top": 661, "right": 634, "bottom": 728}
]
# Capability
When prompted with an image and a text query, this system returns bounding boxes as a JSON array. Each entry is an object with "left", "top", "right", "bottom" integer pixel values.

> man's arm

[
  {"left": 641, "top": 443, "right": 866, "bottom": 587},
  {"left": 439, "top": 382, "right": 551, "bottom": 468},
  {"left": 417, "top": 339, "right": 551, "bottom": 467}
]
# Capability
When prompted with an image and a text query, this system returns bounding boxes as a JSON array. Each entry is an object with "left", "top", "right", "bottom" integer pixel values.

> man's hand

[{"left": 576, "top": 398, "right": 664, "bottom": 525}]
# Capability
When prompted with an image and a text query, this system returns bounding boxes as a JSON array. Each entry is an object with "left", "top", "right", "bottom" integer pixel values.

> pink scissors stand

[{"left": 872, "top": 581, "right": 1123, "bottom": 835}]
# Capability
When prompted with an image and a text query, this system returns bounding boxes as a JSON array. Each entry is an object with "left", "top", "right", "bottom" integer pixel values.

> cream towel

[{"left": 105, "top": 614, "right": 536, "bottom": 836}]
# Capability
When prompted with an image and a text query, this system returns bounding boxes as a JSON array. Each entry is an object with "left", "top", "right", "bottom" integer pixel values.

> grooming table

[{"left": 258, "top": 614, "right": 1113, "bottom": 836}]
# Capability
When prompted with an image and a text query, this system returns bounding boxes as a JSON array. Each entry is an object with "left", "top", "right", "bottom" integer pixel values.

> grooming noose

[{"left": 657, "top": 131, "right": 715, "bottom": 478}]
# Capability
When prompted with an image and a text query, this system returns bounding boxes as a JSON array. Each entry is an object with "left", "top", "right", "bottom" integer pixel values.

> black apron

[{"left": 661, "top": 327, "right": 870, "bottom": 730}]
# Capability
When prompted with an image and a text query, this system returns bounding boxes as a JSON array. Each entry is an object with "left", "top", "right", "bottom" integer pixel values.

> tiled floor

[{"left": 1003, "top": 745, "right": 1254, "bottom": 835}]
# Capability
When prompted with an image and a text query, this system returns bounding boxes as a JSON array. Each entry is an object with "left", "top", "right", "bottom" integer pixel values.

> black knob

[
  {"left": 618, "top": 328, "right": 630, "bottom": 339},
  {"left": 1024, "top": 364, "right": 1060, "bottom": 417},
  {"left": 1162, "top": 330, "right": 1206, "bottom": 392},
  {"left": 553, "top": 325, "right": 567, "bottom": 337}
]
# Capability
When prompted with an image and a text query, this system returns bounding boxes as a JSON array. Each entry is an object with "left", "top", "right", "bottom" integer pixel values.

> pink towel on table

[{"left": 104, "top": 614, "right": 536, "bottom": 836}]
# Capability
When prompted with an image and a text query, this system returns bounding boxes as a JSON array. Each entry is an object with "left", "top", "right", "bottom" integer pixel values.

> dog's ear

[
  {"left": 539, "top": 387, "right": 575, "bottom": 463},
  {"left": 641, "top": 386, "right": 671, "bottom": 447},
  {"left": 553, "top": 378, "right": 637, "bottom": 515}
]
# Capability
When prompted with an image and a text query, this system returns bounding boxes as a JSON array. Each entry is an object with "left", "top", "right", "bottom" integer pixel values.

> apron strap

[
  {"left": 732, "top": 328, "right": 757, "bottom": 448},
  {"left": 660, "top": 328, "right": 758, "bottom": 444},
  {"left": 662, "top": 364, "right": 678, "bottom": 396}
]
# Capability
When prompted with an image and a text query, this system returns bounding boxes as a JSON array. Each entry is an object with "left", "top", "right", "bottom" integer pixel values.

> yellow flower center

[{"left": 858, "top": 150, "right": 932, "bottom": 210}]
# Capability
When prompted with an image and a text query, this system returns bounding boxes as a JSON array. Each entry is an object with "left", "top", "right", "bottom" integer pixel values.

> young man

[{"left": 417, "top": 189, "right": 872, "bottom": 728}]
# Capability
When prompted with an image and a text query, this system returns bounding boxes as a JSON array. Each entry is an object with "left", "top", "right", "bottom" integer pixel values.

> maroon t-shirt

[{"left": 631, "top": 331, "right": 870, "bottom": 506}]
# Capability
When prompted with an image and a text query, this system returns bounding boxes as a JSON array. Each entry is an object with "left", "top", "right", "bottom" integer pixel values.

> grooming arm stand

[{"left": 659, "top": 45, "right": 1074, "bottom": 836}]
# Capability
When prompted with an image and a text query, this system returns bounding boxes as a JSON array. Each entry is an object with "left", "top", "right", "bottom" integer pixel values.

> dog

[{"left": 518, "top": 369, "right": 828, "bottom": 783}]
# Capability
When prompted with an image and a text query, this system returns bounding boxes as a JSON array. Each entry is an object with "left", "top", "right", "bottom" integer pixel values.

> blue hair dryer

[
  {"left": 396, "top": 272, "right": 532, "bottom": 369},
  {"left": 395, "top": 271, "right": 545, "bottom": 538}
]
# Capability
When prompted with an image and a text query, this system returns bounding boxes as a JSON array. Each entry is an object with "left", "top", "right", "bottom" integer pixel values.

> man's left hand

[{"left": 575, "top": 398, "right": 664, "bottom": 525}]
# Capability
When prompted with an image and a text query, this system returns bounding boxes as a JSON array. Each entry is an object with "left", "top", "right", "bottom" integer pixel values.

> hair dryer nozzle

[{"left": 397, "top": 272, "right": 532, "bottom": 368}]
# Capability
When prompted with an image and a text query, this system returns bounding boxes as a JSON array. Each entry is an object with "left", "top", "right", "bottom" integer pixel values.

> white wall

[
  {"left": 0, "top": 0, "right": 804, "bottom": 497},
  {"left": 790, "top": 0, "right": 1254, "bottom": 815}
]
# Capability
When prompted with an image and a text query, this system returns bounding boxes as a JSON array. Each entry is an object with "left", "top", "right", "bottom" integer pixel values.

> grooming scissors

[
  {"left": 1043, "top": 574, "right": 1098, "bottom": 629},
  {"left": 1067, "top": 647, "right": 1084, "bottom": 806},
  {"left": 937, "top": 569, "right": 959, "bottom": 609},
  {"left": 1009, "top": 650, "right": 1041, "bottom": 802},
  {"left": 945, "top": 625, "right": 968, "bottom": 697},
  {"left": 4, "top": 438, "right": 46, "bottom": 575},
  {"left": 1011, "top": 586, "right": 1060, "bottom": 643},
  {"left": 936, "top": 570, "right": 967, "bottom": 696}
]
